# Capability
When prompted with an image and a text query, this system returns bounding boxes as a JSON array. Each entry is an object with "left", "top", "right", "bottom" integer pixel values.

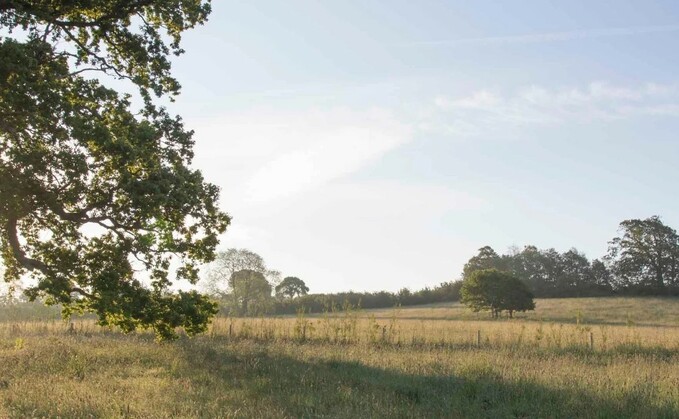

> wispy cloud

[
  {"left": 191, "top": 108, "right": 413, "bottom": 205},
  {"left": 191, "top": 81, "right": 679, "bottom": 206},
  {"left": 402, "top": 25, "right": 679, "bottom": 47},
  {"left": 429, "top": 82, "right": 679, "bottom": 137},
  {"left": 245, "top": 109, "right": 412, "bottom": 202}
]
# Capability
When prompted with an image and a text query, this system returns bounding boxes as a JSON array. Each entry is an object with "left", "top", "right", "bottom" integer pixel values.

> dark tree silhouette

[
  {"left": 275, "top": 277, "right": 309, "bottom": 299},
  {"left": 461, "top": 269, "right": 535, "bottom": 318}
]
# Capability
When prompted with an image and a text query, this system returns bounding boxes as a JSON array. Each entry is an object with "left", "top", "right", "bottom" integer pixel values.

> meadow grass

[
  {"left": 364, "top": 296, "right": 679, "bottom": 327},
  {"left": 1, "top": 297, "right": 678, "bottom": 418}
]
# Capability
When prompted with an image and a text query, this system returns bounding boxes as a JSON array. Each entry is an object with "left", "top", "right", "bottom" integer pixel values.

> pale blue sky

[{"left": 164, "top": 1, "right": 679, "bottom": 293}]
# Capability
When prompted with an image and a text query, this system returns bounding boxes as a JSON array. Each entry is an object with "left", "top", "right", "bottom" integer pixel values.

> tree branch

[
  {"left": 5, "top": 216, "right": 48, "bottom": 273},
  {"left": 0, "top": 0, "right": 156, "bottom": 28}
]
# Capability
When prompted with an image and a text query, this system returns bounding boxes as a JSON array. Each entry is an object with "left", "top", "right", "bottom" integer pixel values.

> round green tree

[
  {"left": 229, "top": 270, "right": 273, "bottom": 316},
  {"left": 461, "top": 269, "right": 534, "bottom": 318},
  {"left": 607, "top": 216, "right": 679, "bottom": 290},
  {"left": 275, "top": 276, "right": 309, "bottom": 299},
  {"left": 498, "top": 275, "right": 535, "bottom": 318}
]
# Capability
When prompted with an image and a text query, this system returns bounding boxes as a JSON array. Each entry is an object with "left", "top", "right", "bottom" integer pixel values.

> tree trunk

[{"left": 656, "top": 267, "right": 665, "bottom": 289}]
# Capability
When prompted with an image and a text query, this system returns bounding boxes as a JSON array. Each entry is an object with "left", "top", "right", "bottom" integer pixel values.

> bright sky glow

[{"left": 164, "top": 1, "right": 679, "bottom": 293}]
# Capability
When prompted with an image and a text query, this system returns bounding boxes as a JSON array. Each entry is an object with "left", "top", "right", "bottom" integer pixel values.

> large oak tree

[
  {"left": 607, "top": 216, "right": 679, "bottom": 290},
  {"left": 0, "top": 1, "right": 230, "bottom": 339}
]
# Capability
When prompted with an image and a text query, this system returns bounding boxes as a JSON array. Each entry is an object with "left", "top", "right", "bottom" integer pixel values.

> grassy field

[
  {"left": 365, "top": 296, "right": 679, "bottom": 326},
  {"left": 1, "top": 297, "right": 678, "bottom": 418}
]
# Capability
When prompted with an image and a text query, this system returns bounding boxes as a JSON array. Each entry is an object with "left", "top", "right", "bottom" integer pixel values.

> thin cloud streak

[
  {"left": 428, "top": 82, "right": 679, "bottom": 138},
  {"left": 191, "top": 107, "right": 413, "bottom": 206},
  {"left": 401, "top": 25, "right": 679, "bottom": 47}
]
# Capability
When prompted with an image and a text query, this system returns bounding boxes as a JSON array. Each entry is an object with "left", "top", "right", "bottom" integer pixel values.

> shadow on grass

[
  {"left": 171, "top": 339, "right": 678, "bottom": 419},
  {"left": 199, "top": 333, "right": 679, "bottom": 361}
]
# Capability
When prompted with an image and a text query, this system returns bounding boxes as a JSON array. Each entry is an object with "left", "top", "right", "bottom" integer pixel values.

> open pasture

[
  {"left": 1, "top": 297, "right": 678, "bottom": 418},
  {"left": 366, "top": 296, "right": 679, "bottom": 326}
]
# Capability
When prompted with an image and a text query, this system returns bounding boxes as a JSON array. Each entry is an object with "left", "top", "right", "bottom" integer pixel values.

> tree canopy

[
  {"left": 206, "top": 248, "right": 280, "bottom": 296},
  {"left": 275, "top": 276, "right": 309, "bottom": 299},
  {"left": 462, "top": 216, "right": 679, "bottom": 298},
  {"left": 229, "top": 269, "right": 272, "bottom": 316},
  {"left": 0, "top": 0, "right": 229, "bottom": 339},
  {"left": 462, "top": 246, "right": 504, "bottom": 280},
  {"left": 460, "top": 269, "right": 535, "bottom": 318},
  {"left": 463, "top": 245, "right": 614, "bottom": 298},
  {"left": 497, "top": 275, "right": 535, "bottom": 318},
  {"left": 607, "top": 216, "right": 679, "bottom": 291},
  {"left": 0, "top": 0, "right": 212, "bottom": 100}
]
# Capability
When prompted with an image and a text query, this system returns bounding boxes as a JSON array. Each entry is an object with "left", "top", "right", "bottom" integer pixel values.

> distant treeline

[
  {"left": 268, "top": 281, "right": 462, "bottom": 315},
  {"left": 208, "top": 215, "right": 679, "bottom": 316},
  {"left": 207, "top": 248, "right": 465, "bottom": 316},
  {"left": 462, "top": 246, "right": 612, "bottom": 298},
  {"left": 265, "top": 216, "right": 679, "bottom": 315},
  {"left": 6, "top": 213, "right": 659, "bottom": 317},
  {"left": 463, "top": 216, "right": 679, "bottom": 298}
]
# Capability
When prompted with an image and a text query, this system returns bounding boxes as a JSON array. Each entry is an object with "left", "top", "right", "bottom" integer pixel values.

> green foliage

[
  {"left": 0, "top": 0, "right": 212, "bottom": 100},
  {"left": 275, "top": 276, "right": 309, "bottom": 299},
  {"left": 607, "top": 216, "right": 679, "bottom": 290},
  {"left": 228, "top": 270, "right": 273, "bottom": 316},
  {"left": 462, "top": 246, "right": 504, "bottom": 279},
  {"left": 464, "top": 216, "right": 679, "bottom": 298},
  {"left": 464, "top": 245, "right": 614, "bottom": 297},
  {"left": 499, "top": 275, "right": 536, "bottom": 318},
  {"left": 0, "top": 1, "right": 228, "bottom": 339},
  {"left": 461, "top": 269, "right": 535, "bottom": 318},
  {"left": 205, "top": 249, "right": 283, "bottom": 316},
  {"left": 461, "top": 269, "right": 505, "bottom": 317},
  {"left": 206, "top": 248, "right": 279, "bottom": 297},
  {"left": 272, "top": 281, "right": 462, "bottom": 315}
]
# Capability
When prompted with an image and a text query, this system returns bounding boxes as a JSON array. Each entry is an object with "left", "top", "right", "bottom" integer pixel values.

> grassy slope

[
  {"left": 367, "top": 296, "right": 679, "bottom": 327},
  {"left": 0, "top": 297, "right": 678, "bottom": 418}
]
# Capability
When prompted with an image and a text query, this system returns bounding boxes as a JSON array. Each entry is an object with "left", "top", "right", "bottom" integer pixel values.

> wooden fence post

[
  {"left": 589, "top": 332, "right": 594, "bottom": 350},
  {"left": 477, "top": 330, "right": 481, "bottom": 347}
]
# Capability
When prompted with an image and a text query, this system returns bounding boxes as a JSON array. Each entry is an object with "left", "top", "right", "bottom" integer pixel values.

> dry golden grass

[
  {"left": 365, "top": 296, "right": 679, "bottom": 327},
  {"left": 204, "top": 315, "right": 679, "bottom": 352},
  {"left": 1, "top": 297, "right": 678, "bottom": 418}
]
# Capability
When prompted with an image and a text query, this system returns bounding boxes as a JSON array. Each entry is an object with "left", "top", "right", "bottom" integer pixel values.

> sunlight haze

[{"left": 168, "top": 1, "right": 679, "bottom": 293}]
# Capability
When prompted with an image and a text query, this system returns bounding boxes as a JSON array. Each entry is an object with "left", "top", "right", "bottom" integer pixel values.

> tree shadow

[{"left": 171, "top": 339, "right": 679, "bottom": 419}]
